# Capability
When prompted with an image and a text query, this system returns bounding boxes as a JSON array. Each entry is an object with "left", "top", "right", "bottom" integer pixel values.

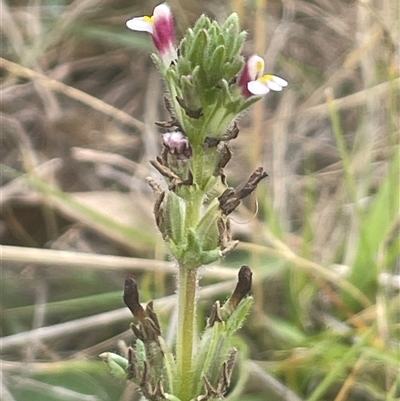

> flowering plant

[{"left": 101, "top": 4, "right": 287, "bottom": 401}]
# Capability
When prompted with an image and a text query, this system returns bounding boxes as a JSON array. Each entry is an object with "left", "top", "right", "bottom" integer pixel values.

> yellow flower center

[
  {"left": 144, "top": 15, "right": 154, "bottom": 23},
  {"left": 259, "top": 74, "right": 274, "bottom": 83},
  {"left": 256, "top": 60, "right": 264, "bottom": 73}
]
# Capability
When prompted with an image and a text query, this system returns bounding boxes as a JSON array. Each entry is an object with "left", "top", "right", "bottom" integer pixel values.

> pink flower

[
  {"left": 239, "top": 55, "right": 288, "bottom": 97},
  {"left": 162, "top": 131, "right": 192, "bottom": 158},
  {"left": 126, "top": 3, "right": 177, "bottom": 67}
]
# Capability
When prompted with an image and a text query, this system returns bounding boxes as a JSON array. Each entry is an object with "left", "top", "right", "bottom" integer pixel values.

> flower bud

[{"left": 162, "top": 131, "right": 192, "bottom": 158}]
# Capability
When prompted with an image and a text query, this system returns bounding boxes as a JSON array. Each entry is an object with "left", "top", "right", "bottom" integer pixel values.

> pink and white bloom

[
  {"left": 126, "top": 3, "right": 177, "bottom": 66},
  {"left": 162, "top": 131, "right": 192, "bottom": 158},
  {"left": 239, "top": 55, "right": 288, "bottom": 97}
]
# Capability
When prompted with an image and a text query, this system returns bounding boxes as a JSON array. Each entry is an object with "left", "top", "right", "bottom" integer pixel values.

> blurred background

[{"left": 1, "top": 0, "right": 399, "bottom": 400}]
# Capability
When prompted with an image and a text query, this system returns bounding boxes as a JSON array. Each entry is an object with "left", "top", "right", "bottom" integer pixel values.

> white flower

[
  {"left": 247, "top": 74, "right": 288, "bottom": 95},
  {"left": 238, "top": 55, "right": 287, "bottom": 97}
]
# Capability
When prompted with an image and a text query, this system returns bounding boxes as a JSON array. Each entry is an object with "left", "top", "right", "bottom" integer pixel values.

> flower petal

[
  {"left": 126, "top": 17, "right": 154, "bottom": 34},
  {"left": 247, "top": 55, "right": 265, "bottom": 80},
  {"left": 271, "top": 75, "right": 288, "bottom": 87},
  {"left": 153, "top": 3, "right": 172, "bottom": 19},
  {"left": 248, "top": 75, "right": 288, "bottom": 95},
  {"left": 260, "top": 75, "right": 288, "bottom": 90},
  {"left": 247, "top": 80, "right": 270, "bottom": 95},
  {"left": 263, "top": 78, "right": 283, "bottom": 91}
]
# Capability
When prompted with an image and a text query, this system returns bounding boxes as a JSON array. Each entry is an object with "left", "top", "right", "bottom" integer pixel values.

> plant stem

[{"left": 176, "top": 265, "right": 197, "bottom": 401}]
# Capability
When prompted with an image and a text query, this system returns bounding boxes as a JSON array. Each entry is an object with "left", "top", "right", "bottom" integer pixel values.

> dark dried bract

[
  {"left": 218, "top": 167, "right": 268, "bottom": 215},
  {"left": 123, "top": 278, "right": 168, "bottom": 400},
  {"left": 203, "top": 123, "right": 239, "bottom": 149},
  {"left": 226, "top": 265, "right": 252, "bottom": 311},
  {"left": 208, "top": 265, "right": 253, "bottom": 327}
]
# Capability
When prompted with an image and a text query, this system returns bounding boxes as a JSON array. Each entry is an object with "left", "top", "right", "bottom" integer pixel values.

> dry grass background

[{"left": 1, "top": 0, "right": 399, "bottom": 400}]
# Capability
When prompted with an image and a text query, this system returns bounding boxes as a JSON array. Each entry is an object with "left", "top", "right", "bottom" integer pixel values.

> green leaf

[
  {"left": 219, "top": 78, "right": 234, "bottom": 103},
  {"left": 234, "top": 31, "right": 247, "bottom": 59},
  {"left": 99, "top": 352, "right": 128, "bottom": 380},
  {"left": 224, "top": 57, "right": 245, "bottom": 80},
  {"left": 176, "top": 57, "right": 192, "bottom": 76},
  {"left": 150, "top": 52, "right": 166, "bottom": 73},
  {"left": 225, "top": 30, "right": 246, "bottom": 61},
  {"left": 181, "top": 29, "right": 194, "bottom": 56},
  {"left": 237, "top": 95, "right": 262, "bottom": 114},
  {"left": 207, "top": 45, "right": 226, "bottom": 75},
  {"left": 189, "top": 29, "right": 209, "bottom": 68},
  {"left": 199, "top": 248, "right": 221, "bottom": 265},
  {"left": 193, "top": 321, "right": 226, "bottom": 394},
  {"left": 215, "top": 30, "right": 225, "bottom": 48},
  {"left": 221, "top": 12, "right": 240, "bottom": 35},
  {"left": 135, "top": 339, "right": 146, "bottom": 369},
  {"left": 195, "top": 200, "right": 220, "bottom": 251},
  {"left": 207, "top": 23, "right": 219, "bottom": 47},
  {"left": 226, "top": 296, "right": 254, "bottom": 333},
  {"left": 159, "top": 337, "right": 178, "bottom": 393},
  {"left": 343, "top": 148, "right": 400, "bottom": 309},
  {"left": 165, "top": 191, "right": 187, "bottom": 247},
  {"left": 192, "top": 14, "right": 210, "bottom": 34}
]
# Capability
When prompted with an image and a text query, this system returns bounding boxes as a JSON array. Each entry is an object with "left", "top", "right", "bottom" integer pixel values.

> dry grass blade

[
  {"left": 1, "top": 245, "right": 237, "bottom": 280},
  {"left": 0, "top": 57, "right": 147, "bottom": 131}
]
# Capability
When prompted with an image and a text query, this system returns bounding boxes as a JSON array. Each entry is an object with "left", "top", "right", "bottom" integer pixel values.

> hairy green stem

[{"left": 176, "top": 266, "right": 197, "bottom": 400}]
